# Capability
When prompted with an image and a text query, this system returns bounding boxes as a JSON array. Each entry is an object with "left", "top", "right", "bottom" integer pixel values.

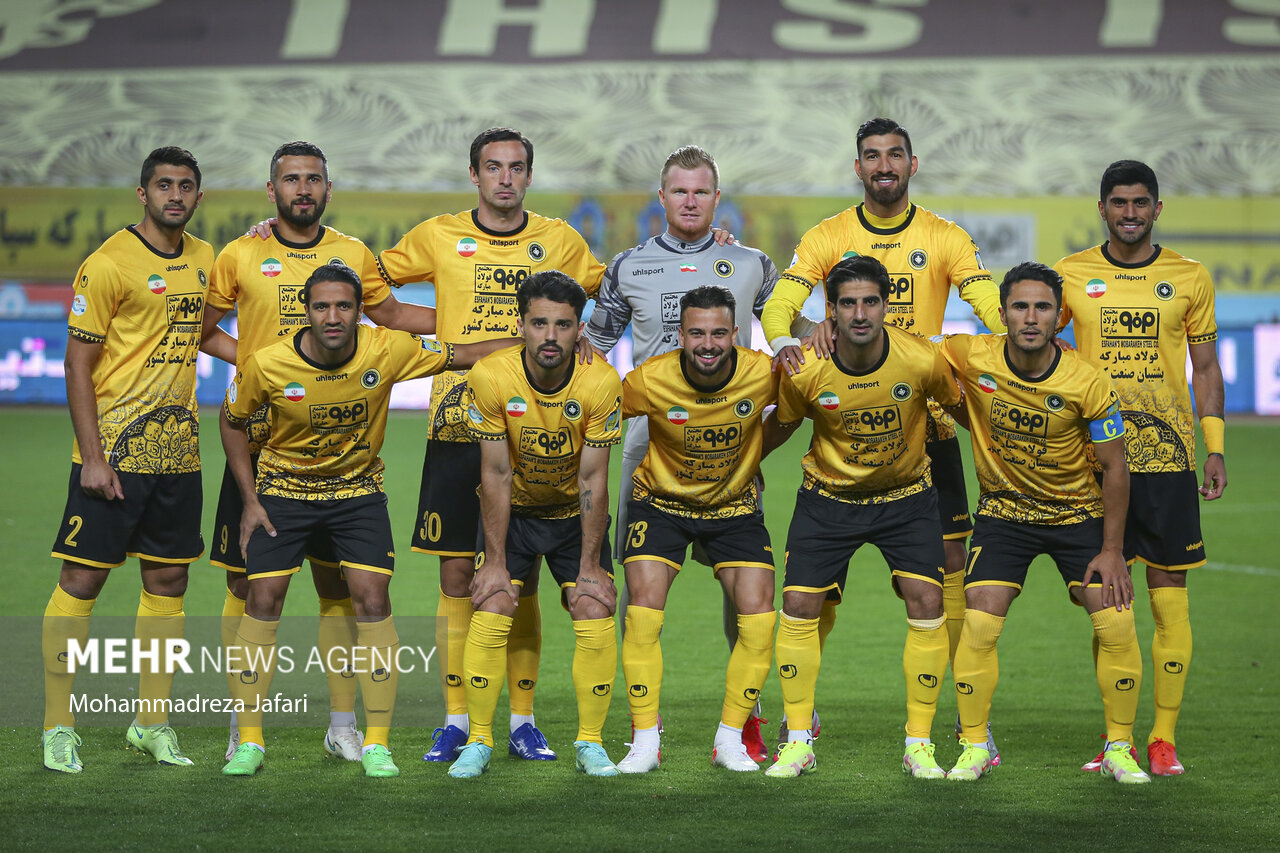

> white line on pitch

[{"left": 1203, "top": 562, "right": 1280, "bottom": 577}]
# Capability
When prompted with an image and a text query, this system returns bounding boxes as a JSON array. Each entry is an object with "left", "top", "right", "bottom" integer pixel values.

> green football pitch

[{"left": 2, "top": 407, "right": 1277, "bottom": 851}]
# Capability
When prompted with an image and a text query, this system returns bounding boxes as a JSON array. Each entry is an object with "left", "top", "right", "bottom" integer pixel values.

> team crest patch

[
  {"left": 564, "top": 399, "right": 582, "bottom": 420},
  {"left": 1086, "top": 279, "right": 1107, "bottom": 298},
  {"left": 1155, "top": 281, "right": 1175, "bottom": 301},
  {"left": 197, "top": 269, "right": 207, "bottom": 288},
  {"left": 284, "top": 382, "right": 306, "bottom": 401},
  {"left": 361, "top": 369, "right": 381, "bottom": 389},
  {"left": 909, "top": 249, "right": 928, "bottom": 270},
  {"left": 467, "top": 403, "right": 484, "bottom": 425},
  {"left": 457, "top": 238, "right": 478, "bottom": 257},
  {"left": 71, "top": 294, "right": 87, "bottom": 316},
  {"left": 147, "top": 274, "right": 166, "bottom": 294},
  {"left": 261, "top": 258, "right": 282, "bottom": 278},
  {"left": 818, "top": 391, "right": 839, "bottom": 410},
  {"left": 714, "top": 259, "right": 734, "bottom": 278},
  {"left": 891, "top": 382, "right": 913, "bottom": 401},
  {"left": 506, "top": 396, "right": 528, "bottom": 417},
  {"left": 978, "top": 374, "right": 997, "bottom": 394},
  {"left": 667, "top": 406, "right": 689, "bottom": 425},
  {"left": 527, "top": 241, "right": 545, "bottom": 262},
  {"left": 328, "top": 257, "right": 344, "bottom": 266},
  {"left": 734, "top": 399, "right": 755, "bottom": 418},
  {"left": 1045, "top": 393, "right": 1065, "bottom": 412}
]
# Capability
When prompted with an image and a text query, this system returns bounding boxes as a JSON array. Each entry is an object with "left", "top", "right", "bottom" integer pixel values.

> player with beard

[
  {"left": 760, "top": 117, "right": 1004, "bottom": 759},
  {"left": 202, "top": 141, "right": 437, "bottom": 763},
  {"left": 1055, "top": 161, "right": 1227, "bottom": 776}
]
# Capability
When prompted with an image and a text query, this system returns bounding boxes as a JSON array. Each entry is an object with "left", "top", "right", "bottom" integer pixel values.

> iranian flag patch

[
  {"left": 261, "top": 258, "right": 282, "bottom": 277},
  {"left": 284, "top": 382, "right": 306, "bottom": 401},
  {"left": 818, "top": 391, "right": 840, "bottom": 410},
  {"left": 506, "top": 396, "right": 528, "bottom": 417},
  {"left": 1086, "top": 279, "right": 1107, "bottom": 298},
  {"left": 457, "top": 238, "right": 478, "bottom": 257},
  {"left": 680, "top": 264, "right": 696, "bottom": 273},
  {"left": 147, "top": 275, "right": 166, "bottom": 294},
  {"left": 978, "top": 374, "right": 997, "bottom": 394},
  {"left": 667, "top": 406, "right": 689, "bottom": 424}
]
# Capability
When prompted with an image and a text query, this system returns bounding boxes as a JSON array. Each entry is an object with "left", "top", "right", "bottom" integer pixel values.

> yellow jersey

[
  {"left": 467, "top": 346, "right": 622, "bottom": 519},
  {"left": 940, "top": 334, "right": 1124, "bottom": 526},
  {"left": 622, "top": 347, "right": 778, "bottom": 518},
  {"left": 67, "top": 226, "right": 214, "bottom": 474},
  {"left": 1055, "top": 243, "right": 1217, "bottom": 474}
]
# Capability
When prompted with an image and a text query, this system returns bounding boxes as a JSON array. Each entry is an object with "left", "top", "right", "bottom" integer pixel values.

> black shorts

[
  {"left": 621, "top": 500, "right": 774, "bottom": 573},
  {"left": 966, "top": 515, "right": 1120, "bottom": 597},
  {"left": 1125, "top": 471, "right": 1206, "bottom": 570},
  {"left": 783, "top": 487, "right": 945, "bottom": 602},
  {"left": 927, "top": 436, "right": 973, "bottom": 540},
  {"left": 210, "top": 459, "right": 336, "bottom": 572},
  {"left": 475, "top": 514, "right": 613, "bottom": 591},
  {"left": 51, "top": 464, "right": 203, "bottom": 568},
  {"left": 247, "top": 492, "right": 395, "bottom": 579},
  {"left": 410, "top": 440, "right": 480, "bottom": 557}
]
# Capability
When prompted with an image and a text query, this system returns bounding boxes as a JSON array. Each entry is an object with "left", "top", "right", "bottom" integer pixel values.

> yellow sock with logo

[
  {"left": 903, "top": 615, "right": 948, "bottom": 739},
  {"left": 774, "top": 612, "right": 821, "bottom": 732},
  {"left": 507, "top": 592, "right": 541, "bottom": 717},
  {"left": 230, "top": 614, "right": 280, "bottom": 749},
  {"left": 221, "top": 589, "right": 245, "bottom": 707},
  {"left": 463, "top": 610, "right": 512, "bottom": 748},
  {"left": 817, "top": 600, "right": 837, "bottom": 651},
  {"left": 355, "top": 616, "right": 399, "bottom": 748},
  {"left": 135, "top": 590, "right": 185, "bottom": 726},
  {"left": 572, "top": 617, "right": 617, "bottom": 743},
  {"left": 437, "top": 590, "right": 472, "bottom": 716},
  {"left": 1149, "top": 586, "right": 1192, "bottom": 745},
  {"left": 954, "top": 609, "right": 1004, "bottom": 744},
  {"left": 622, "top": 606, "right": 664, "bottom": 730},
  {"left": 42, "top": 585, "right": 95, "bottom": 729},
  {"left": 318, "top": 596, "right": 358, "bottom": 715},
  {"left": 943, "top": 570, "right": 966, "bottom": 663},
  {"left": 722, "top": 611, "right": 777, "bottom": 728},
  {"left": 1090, "top": 606, "right": 1141, "bottom": 745}
]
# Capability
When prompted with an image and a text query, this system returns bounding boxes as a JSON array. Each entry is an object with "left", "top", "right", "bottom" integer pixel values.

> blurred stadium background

[{"left": 1, "top": 0, "right": 1278, "bottom": 411}]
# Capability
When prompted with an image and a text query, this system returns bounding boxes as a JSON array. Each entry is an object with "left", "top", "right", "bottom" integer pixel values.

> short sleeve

[{"left": 67, "top": 252, "right": 123, "bottom": 343}]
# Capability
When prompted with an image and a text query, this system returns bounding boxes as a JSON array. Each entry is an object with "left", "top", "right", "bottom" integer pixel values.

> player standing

[
  {"left": 203, "top": 141, "right": 437, "bottom": 762},
  {"left": 760, "top": 117, "right": 1004, "bottom": 758},
  {"left": 43, "top": 147, "right": 213, "bottom": 773},
  {"left": 940, "top": 262, "right": 1149, "bottom": 784},
  {"left": 376, "top": 128, "right": 606, "bottom": 763},
  {"left": 1055, "top": 161, "right": 1227, "bottom": 776},
  {"left": 584, "top": 144, "right": 780, "bottom": 761},
  {"left": 447, "top": 271, "right": 623, "bottom": 779},
  {"left": 765, "top": 256, "right": 960, "bottom": 779}
]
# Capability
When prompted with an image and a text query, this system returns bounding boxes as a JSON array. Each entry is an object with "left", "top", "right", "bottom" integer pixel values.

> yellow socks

[
  {"left": 437, "top": 590, "right": 473, "bottom": 717},
  {"left": 903, "top": 615, "right": 948, "bottom": 739},
  {"left": 1090, "top": 606, "right": 1141, "bottom": 745},
  {"left": 507, "top": 593, "right": 542, "bottom": 717},
  {"left": 221, "top": 589, "right": 245, "bottom": 706},
  {"left": 816, "top": 599, "right": 837, "bottom": 651},
  {"left": 943, "top": 570, "right": 966, "bottom": 663},
  {"left": 571, "top": 617, "right": 617, "bottom": 743},
  {"left": 463, "top": 610, "right": 512, "bottom": 747},
  {"left": 1149, "top": 586, "right": 1191, "bottom": 745},
  {"left": 722, "top": 611, "right": 776, "bottom": 728},
  {"left": 775, "top": 612, "right": 821, "bottom": 732},
  {"left": 318, "top": 596, "right": 358, "bottom": 716},
  {"left": 230, "top": 614, "right": 280, "bottom": 748},
  {"left": 134, "top": 590, "right": 185, "bottom": 726},
  {"left": 355, "top": 616, "right": 399, "bottom": 749},
  {"left": 42, "top": 585, "right": 95, "bottom": 729},
  {"left": 954, "top": 609, "right": 1004, "bottom": 744},
  {"left": 622, "top": 606, "right": 664, "bottom": 730}
]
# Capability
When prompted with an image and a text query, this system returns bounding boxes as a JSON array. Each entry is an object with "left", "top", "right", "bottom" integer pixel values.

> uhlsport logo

[
  {"left": 457, "top": 238, "right": 478, "bottom": 257},
  {"left": 779, "top": 664, "right": 797, "bottom": 678},
  {"left": 261, "top": 258, "right": 282, "bottom": 278},
  {"left": 592, "top": 683, "right": 611, "bottom": 696},
  {"left": 284, "top": 382, "right": 306, "bottom": 401},
  {"left": 918, "top": 674, "right": 938, "bottom": 687},
  {"left": 629, "top": 684, "right": 647, "bottom": 697},
  {"left": 818, "top": 391, "right": 840, "bottom": 410},
  {"left": 147, "top": 274, "right": 166, "bottom": 294},
  {"left": 506, "top": 396, "right": 528, "bottom": 417}
]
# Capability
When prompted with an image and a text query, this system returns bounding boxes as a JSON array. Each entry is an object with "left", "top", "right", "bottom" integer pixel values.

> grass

[{"left": 1, "top": 407, "right": 1278, "bottom": 851}]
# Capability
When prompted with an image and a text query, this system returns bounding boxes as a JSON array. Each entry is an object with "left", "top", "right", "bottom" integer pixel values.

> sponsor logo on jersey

[
  {"left": 685, "top": 423, "right": 741, "bottom": 453},
  {"left": 909, "top": 249, "right": 928, "bottom": 270},
  {"left": 680, "top": 264, "right": 697, "bottom": 273},
  {"left": 71, "top": 294, "right": 87, "bottom": 316},
  {"left": 519, "top": 426, "right": 574, "bottom": 457},
  {"left": 261, "top": 258, "right": 282, "bottom": 277},
  {"left": 527, "top": 241, "right": 545, "bottom": 262},
  {"left": 991, "top": 398, "right": 1048, "bottom": 438},
  {"left": 476, "top": 265, "right": 528, "bottom": 294},
  {"left": 361, "top": 369, "right": 381, "bottom": 389},
  {"left": 634, "top": 267, "right": 664, "bottom": 276},
  {"left": 564, "top": 399, "right": 582, "bottom": 420},
  {"left": 506, "top": 396, "right": 528, "bottom": 417},
  {"left": 605, "top": 404, "right": 620, "bottom": 432},
  {"left": 284, "top": 382, "right": 306, "bottom": 401},
  {"left": 311, "top": 399, "right": 369, "bottom": 431},
  {"left": 1155, "top": 281, "right": 1175, "bottom": 300},
  {"left": 978, "top": 374, "right": 997, "bottom": 394},
  {"left": 165, "top": 293, "right": 204, "bottom": 326},
  {"left": 1101, "top": 307, "right": 1159, "bottom": 340},
  {"left": 891, "top": 382, "right": 912, "bottom": 401},
  {"left": 734, "top": 399, "right": 755, "bottom": 418},
  {"left": 147, "top": 274, "right": 166, "bottom": 294},
  {"left": 457, "top": 237, "right": 478, "bottom": 257},
  {"left": 714, "top": 259, "right": 734, "bottom": 278},
  {"left": 420, "top": 338, "right": 442, "bottom": 353},
  {"left": 871, "top": 242, "right": 900, "bottom": 250},
  {"left": 287, "top": 251, "right": 317, "bottom": 260},
  {"left": 887, "top": 273, "right": 914, "bottom": 306},
  {"left": 1045, "top": 393, "right": 1065, "bottom": 412},
  {"left": 467, "top": 403, "right": 483, "bottom": 425},
  {"left": 1086, "top": 279, "right": 1107, "bottom": 298},
  {"left": 818, "top": 391, "right": 840, "bottom": 410},
  {"left": 840, "top": 405, "right": 901, "bottom": 437},
  {"left": 667, "top": 406, "right": 689, "bottom": 425}
]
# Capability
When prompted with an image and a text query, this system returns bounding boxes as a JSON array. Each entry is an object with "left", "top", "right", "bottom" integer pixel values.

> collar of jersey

[
  {"left": 1002, "top": 337, "right": 1061, "bottom": 383},
  {"left": 1100, "top": 241, "right": 1163, "bottom": 269},
  {"left": 521, "top": 347, "right": 576, "bottom": 395},
  {"left": 855, "top": 204, "right": 915, "bottom": 235},
  {"left": 679, "top": 347, "right": 738, "bottom": 394},
  {"left": 655, "top": 231, "right": 715, "bottom": 254},
  {"left": 470, "top": 209, "right": 529, "bottom": 237},
  {"left": 293, "top": 325, "right": 361, "bottom": 372},
  {"left": 831, "top": 329, "right": 891, "bottom": 377},
  {"left": 270, "top": 224, "right": 326, "bottom": 250},
  {"left": 127, "top": 225, "right": 184, "bottom": 260}
]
